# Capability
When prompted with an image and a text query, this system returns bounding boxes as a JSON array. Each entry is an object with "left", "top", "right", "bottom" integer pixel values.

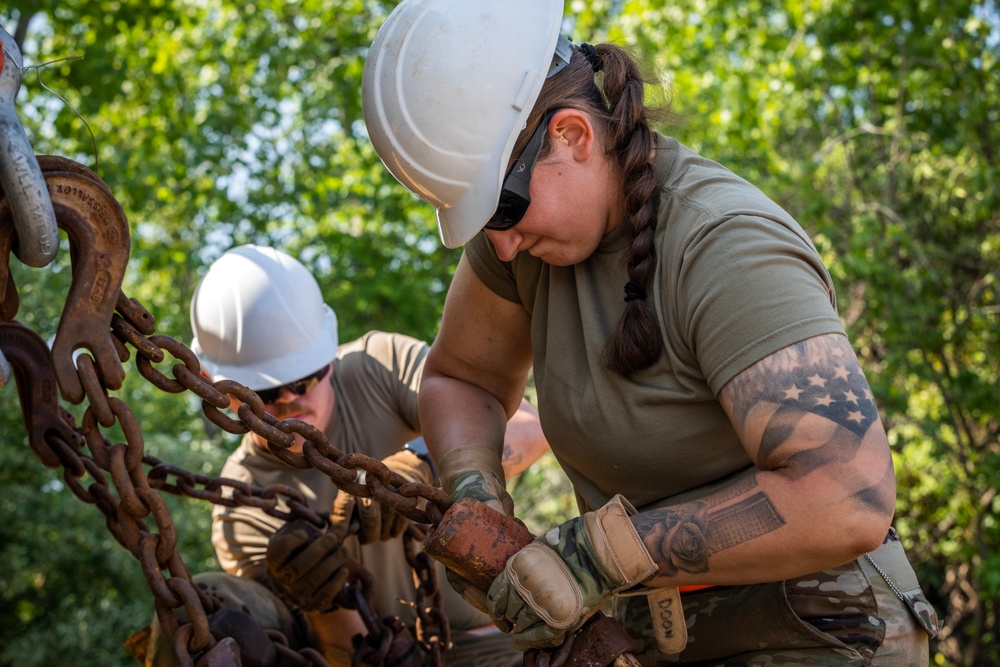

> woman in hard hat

[{"left": 362, "top": 0, "right": 939, "bottom": 664}]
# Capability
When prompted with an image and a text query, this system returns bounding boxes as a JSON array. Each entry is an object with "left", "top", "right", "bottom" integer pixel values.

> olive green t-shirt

[
  {"left": 466, "top": 136, "right": 845, "bottom": 514},
  {"left": 211, "top": 330, "right": 492, "bottom": 631}
]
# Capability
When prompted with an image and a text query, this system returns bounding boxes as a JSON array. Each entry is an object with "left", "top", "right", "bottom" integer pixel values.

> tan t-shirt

[
  {"left": 211, "top": 330, "right": 492, "bottom": 631},
  {"left": 466, "top": 136, "right": 845, "bottom": 514}
]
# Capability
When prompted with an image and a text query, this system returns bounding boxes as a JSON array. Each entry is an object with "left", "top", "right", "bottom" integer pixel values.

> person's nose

[
  {"left": 485, "top": 228, "right": 524, "bottom": 262},
  {"left": 265, "top": 387, "right": 300, "bottom": 418},
  {"left": 274, "top": 386, "right": 299, "bottom": 404}
]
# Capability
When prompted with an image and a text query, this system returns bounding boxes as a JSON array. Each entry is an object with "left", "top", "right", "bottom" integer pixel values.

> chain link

[{"left": 403, "top": 525, "right": 450, "bottom": 665}]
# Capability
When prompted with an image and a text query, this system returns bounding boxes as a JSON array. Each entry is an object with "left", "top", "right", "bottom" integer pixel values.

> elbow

[
  {"left": 848, "top": 519, "right": 893, "bottom": 559},
  {"left": 793, "top": 449, "right": 898, "bottom": 560},
  {"left": 850, "top": 469, "right": 897, "bottom": 555},
  {"left": 421, "top": 347, "right": 450, "bottom": 386},
  {"left": 840, "top": 503, "right": 895, "bottom": 559},
  {"left": 794, "top": 477, "right": 897, "bottom": 564}
]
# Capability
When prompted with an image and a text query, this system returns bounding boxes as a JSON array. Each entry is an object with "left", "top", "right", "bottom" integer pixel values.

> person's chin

[
  {"left": 528, "top": 242, "right": 584, "bottom": 266},
  {"left": 536, "top": 251, "right": 578, "bottom": 267}
]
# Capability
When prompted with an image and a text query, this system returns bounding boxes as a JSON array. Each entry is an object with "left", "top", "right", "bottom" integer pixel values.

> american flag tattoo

[{"left": 775, "top": 360, "right": 879, "bottom": 437}]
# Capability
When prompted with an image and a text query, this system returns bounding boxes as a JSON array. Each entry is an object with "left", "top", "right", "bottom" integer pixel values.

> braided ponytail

[
  {"left": 514, "top": 43, "right": 667, "bottom": 376},
  {"left": 595, "top": 45, "right": 663, "bottom": 375}
]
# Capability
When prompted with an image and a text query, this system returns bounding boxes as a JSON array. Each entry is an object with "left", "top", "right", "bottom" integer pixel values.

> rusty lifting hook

[{"left": 0, "top": 155, "right": 132, "bottom": 404}]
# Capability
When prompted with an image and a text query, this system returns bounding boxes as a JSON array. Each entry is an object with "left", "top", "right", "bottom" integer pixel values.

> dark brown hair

[{"left": 513, "top": 44, "right": 668, "bottom": 376}]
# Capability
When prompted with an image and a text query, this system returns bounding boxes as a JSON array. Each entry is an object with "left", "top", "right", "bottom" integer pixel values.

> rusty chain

[
  {"left": 403, "top": 525, "right": 450, "bottom": 665},
  {"left": 0, "top": 156, "right": 455, "bottom": 667},
  {"left": 121, "top": 325, "right": 455, "bottom": 527}
]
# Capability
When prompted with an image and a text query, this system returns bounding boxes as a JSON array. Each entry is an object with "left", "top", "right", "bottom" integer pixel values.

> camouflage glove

[
  {"left": 330, "top": 449, "right": 434, "bottom": 545},
  {"left": 265, "top": 519, "right": 351, "bottom": 612},
  {"left": 438, "top": 446, "right": 514, "bottom": 516},
  {"left": 487, "top": 495, "right": 657, "bottom": 650}
]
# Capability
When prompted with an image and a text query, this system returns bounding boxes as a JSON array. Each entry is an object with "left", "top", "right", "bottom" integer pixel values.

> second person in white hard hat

[
  {"left": 145, "top": 244, "right": 549, "bottom": 667},
  {"left": 361, "top": 0, "right": 939, "bottom": 664}
]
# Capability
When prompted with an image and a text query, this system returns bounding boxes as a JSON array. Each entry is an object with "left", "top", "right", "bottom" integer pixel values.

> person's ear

[{"left": 549, "top": 108, "right": 594, "bottom": 161}]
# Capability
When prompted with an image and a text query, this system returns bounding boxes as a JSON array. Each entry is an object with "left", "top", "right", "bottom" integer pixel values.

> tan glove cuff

[
  {"left": 439, "top": 446, "right": 513, "bottom": 516},
  {"left": 381, "top": 449, "right": 435, "bottom": 486},
  {"left": 438, "top": 446, "right": 507, "bottom": 496},
  {"left": 583, "top": 494, "right": 657, "bottom": 591}
]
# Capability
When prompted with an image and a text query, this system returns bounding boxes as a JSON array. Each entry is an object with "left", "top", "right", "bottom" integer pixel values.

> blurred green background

[{"left": 1, "top": 1, "right": 997, "bottom": 665}]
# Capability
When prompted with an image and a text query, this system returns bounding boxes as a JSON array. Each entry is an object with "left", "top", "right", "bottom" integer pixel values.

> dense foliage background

[{"left": 0, "top": 1, "right": 996, "bottom": 665}]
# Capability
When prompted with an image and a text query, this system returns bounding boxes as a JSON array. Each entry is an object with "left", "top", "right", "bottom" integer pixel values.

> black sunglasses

[
  {"left": 485, "top": 111, "right": 557, "bottom": 231},
  {"left": 256, "top": 364, "right": 331, "bottom": 404}
]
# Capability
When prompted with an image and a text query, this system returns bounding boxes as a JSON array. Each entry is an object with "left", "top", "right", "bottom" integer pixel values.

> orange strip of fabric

[{"left": 677, "top": 585, "right": 713, "bottom": 593}]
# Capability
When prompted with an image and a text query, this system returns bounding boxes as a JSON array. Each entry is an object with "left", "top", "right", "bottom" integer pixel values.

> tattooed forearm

[
  {"left": 715, "top": 465, "right": 760, "bottom": 502},
  {"left": 633, "top": 479, "right": 786, "bottom": 577},
  {"left": 708, "top": 492, "right": 786, "bottom": 552},
  {"left": 634, "top": 505, "right": 712, "bottom": 575}
]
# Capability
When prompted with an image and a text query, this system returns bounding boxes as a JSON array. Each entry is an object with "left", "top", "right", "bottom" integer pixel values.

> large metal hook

[{"left": 0, "top": 155, "right": 131, "bottom": 404}]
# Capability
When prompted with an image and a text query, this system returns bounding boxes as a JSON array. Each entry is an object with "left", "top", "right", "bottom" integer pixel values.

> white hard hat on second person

[
  {"left": 362, "top": 0, "right": 570, "bottom": 249},
  {"left": 190, "top": 244, "right": 339, "bottom": 391}
]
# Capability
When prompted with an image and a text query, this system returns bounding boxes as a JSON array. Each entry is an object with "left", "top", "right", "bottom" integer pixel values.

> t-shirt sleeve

[
  {"left": 379, "top": 332, "right": 427, "bottom": 430},
  {"left": 343, "top": 331, "right": 428, "bottom": 437},
  {"left": 672, "top": 213, "right": 845, "bottom": 394},
  {"left": 211, "top": 503, "right": 278, "bottom": 583},
  {"left": 464, "top": 232, "right": 522, "bottom": 304}
]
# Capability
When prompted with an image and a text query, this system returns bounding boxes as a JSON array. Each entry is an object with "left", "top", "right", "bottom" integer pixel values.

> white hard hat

[
  {"left": 362, "top": 0, "right": 569, "bottom": 249},
  {"left": 190, "top": 245, "right": 339, "bottom": 390}
]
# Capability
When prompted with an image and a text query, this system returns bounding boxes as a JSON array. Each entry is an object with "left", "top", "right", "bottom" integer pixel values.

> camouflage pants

[
  {"left": 613, "top": 529, "right": 939, "bottom": 665},
  {"left": 145, "top": 572, "right": 522, "bottom": 667},
  {"left": 445, "top": 625, "right": 522, "bottom": 667}
]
